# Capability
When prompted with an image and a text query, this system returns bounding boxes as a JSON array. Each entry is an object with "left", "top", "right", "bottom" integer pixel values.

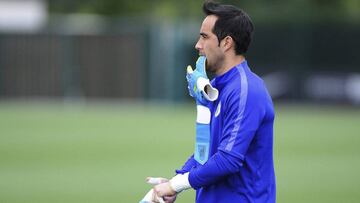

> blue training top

[{"left": 177, "top": 60, "right": 276, "bottom": 203}]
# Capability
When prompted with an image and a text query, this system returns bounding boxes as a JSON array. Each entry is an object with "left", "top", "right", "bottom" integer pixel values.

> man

[{"left": 151, "top": 1, "right": 276, "bottom": 202}]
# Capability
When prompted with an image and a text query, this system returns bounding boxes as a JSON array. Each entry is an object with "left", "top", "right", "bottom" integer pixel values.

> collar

[{"left": 212, "top": 60, "right": 249, "bottom": 89}]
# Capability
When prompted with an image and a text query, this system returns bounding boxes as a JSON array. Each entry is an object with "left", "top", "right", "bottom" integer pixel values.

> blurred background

[{"left": 0, "top": 0, "right": 359, "bottom": 202}]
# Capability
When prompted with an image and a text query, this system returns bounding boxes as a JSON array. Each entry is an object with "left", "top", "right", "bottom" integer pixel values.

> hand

[
  {"left": 145, "top": 177, "right": 177, "bottom": 203},
  {"left": 140, "top": 177, "right": 170, "bottom": 203},
  {"left": 153, "top": 182, "right": 177, "bottom": 200},
  {"left": 140, "top": 189, "right": 164, "bottom": 203},
  {"left": 146, "top": 177, "right": 168, "bottom": 185},
  {"left": 186, "top": 56, "right": 218, "bottom": 105},
  {"left": 163, "top": 194, "right": 177, "bottom": 203}
]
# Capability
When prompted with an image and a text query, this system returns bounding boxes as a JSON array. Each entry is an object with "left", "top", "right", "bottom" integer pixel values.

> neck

[{"left": 215, "top": 54, "right": 245, "bottom": 76}]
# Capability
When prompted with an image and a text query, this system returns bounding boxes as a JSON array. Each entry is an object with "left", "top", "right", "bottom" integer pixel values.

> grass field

[{"left": 0, "top": 101, "right": 360, "bottom": 203}]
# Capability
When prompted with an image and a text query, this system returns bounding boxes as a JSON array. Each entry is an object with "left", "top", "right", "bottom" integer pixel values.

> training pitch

[{"left": 0, "top": 101, "right": 359, "bottom": 203}]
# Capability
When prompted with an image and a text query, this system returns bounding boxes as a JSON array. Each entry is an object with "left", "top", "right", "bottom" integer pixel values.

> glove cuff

[{"left": 197, "top": 77, "right": 219, "bottom": 101}]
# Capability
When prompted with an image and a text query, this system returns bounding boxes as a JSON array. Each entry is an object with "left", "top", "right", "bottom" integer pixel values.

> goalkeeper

[{"left": 146, "top": 1, "right": 276, "bottom": 203}]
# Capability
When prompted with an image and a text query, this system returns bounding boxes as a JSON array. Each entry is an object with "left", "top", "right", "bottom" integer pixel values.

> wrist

[{"left": 169, "top": 172, "right": 191, "bottom": 193}]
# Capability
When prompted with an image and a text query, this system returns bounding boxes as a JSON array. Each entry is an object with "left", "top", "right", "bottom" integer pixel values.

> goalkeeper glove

[{"left": 186, "top": 56, "right": 218, "bottom": 105}]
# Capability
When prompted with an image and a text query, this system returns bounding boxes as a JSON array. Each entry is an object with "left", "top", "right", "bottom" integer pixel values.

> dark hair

[{"left": 203, "top": 1, "right": 254, "bottom": 55}]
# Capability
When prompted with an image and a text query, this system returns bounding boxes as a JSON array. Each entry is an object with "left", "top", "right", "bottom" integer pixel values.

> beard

[{"left": 206, "top": 54, "right": 224, "bottom": 74}]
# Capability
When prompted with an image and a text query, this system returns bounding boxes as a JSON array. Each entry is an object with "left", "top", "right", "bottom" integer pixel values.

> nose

[{"left": 195, "top": 39, "right": 202, "bottom": 51}]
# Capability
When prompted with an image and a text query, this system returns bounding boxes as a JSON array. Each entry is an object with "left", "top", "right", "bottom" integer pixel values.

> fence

[{"left": 0, "top": 17, "right": 359, "bottom": 103}]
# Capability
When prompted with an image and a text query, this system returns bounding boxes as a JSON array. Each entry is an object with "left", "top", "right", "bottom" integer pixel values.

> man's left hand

[{"left": 153, "top": 182, "right": 176, "bottom": 199}]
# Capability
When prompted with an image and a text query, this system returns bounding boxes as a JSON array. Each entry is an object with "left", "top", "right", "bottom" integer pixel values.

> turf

[{"left": 0, "top": 101, "right": 359, "bottom": 203}]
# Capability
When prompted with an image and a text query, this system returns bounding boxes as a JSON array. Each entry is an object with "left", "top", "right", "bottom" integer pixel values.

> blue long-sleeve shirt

[{"left": 177, "top": 60, "right": 276, "bottom": 203}]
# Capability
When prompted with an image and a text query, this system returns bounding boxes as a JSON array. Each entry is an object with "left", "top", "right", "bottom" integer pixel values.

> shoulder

[
  {"left": 223, "top": 67, "right": 270, "bottom": 109},
  {"left": 224, "top": 66, "right": 264, "bottom": 96}
]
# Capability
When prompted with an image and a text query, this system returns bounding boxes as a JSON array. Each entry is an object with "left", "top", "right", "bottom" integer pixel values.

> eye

[{"left": 200, "top": 33, "right": 208, "bottom": 39}]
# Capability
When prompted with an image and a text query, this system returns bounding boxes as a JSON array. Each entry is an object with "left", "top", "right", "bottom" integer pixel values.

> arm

[{"left": 175, "top": 154, "right": 197, "bottom": 174}]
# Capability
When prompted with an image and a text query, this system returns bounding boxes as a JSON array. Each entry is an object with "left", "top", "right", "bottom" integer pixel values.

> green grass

[{"left": 0, "top": 102, "right": 359, "bottom": 203}]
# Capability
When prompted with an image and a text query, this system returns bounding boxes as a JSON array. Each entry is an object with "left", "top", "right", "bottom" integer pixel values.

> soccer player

[{"left": 150, "top": 1, "right": 276, "bottom": 202}]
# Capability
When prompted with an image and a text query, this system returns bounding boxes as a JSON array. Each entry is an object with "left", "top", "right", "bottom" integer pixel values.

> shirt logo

[{"left": 215, "top": 102, "right": 221, "bottom": 117}]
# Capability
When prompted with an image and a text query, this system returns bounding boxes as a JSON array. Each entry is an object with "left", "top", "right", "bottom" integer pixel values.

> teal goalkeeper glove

[
  {"left": 186, "top": 56, "right": 219, "bottom": 105},
  {"left": 186, "top": 56, "right": 219, "bottom": 165}
]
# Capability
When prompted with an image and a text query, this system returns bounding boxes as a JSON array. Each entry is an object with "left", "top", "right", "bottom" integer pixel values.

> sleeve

[
  {"left": 175, "top": 154, "right": 197, "bottom": 174},
  {"left": 188, "top": 87, "right": 266, "bottom": 189}
]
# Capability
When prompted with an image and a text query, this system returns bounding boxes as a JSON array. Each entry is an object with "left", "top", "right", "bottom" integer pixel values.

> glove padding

[{"left": 186, "top": 56, "right": 218, "bottom": 105}]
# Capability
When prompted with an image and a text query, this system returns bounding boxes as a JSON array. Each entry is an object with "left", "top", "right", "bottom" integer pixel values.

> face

[{"left": 195, "top": 15, "right": 225, "bottom": 74}]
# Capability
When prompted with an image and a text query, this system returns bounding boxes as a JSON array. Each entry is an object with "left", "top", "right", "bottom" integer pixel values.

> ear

[{"left": 220, "top": 36, "right": 234, "bottom": 52}]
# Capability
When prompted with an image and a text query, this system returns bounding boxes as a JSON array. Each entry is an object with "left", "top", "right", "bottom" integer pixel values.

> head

[{"left": 195, "top": 1, "right": 254, "bottom": 73}]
